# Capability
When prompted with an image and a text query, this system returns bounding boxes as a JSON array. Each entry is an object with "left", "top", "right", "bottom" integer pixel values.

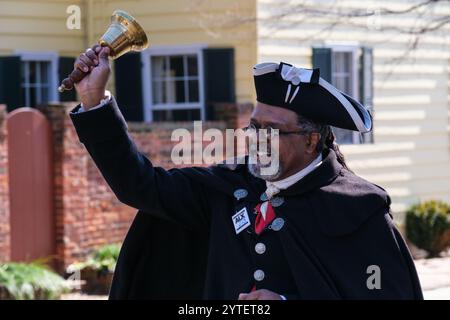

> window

[
  {"left": 331, "top": 46, "right": 360, "bottom": 144},
  {"left": 18, "top": 52, "right": 58, "bottom": 107},
  {"left": 313, "top": 45, "right": 374, "bottom": 145},
  {"left": 142, "top": 46, "right": 205, "bottom": 122}
]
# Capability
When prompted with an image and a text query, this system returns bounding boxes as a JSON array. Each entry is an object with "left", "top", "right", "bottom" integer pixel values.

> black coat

[{"left": 70, "top": 100, "right": 423, "bottom": 300}]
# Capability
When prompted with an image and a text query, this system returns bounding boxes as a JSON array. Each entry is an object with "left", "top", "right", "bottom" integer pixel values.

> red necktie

[{"left": 254, "top": 201, "right": 276, "bottom": 235}]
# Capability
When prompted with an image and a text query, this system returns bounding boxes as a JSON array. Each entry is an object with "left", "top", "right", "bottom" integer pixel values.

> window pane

[
  {"left": 332, "top": 51, "right": 353, "bottom": 95},
  {"left": 333, "top": 52, "right": 343, "bottom": 73},
  {"left": 344, "top": 52, "right": 352, "bottom": 73},
  {"left": 169, "top": 56, "right": 184, "bottom": 77},
  {"left": 21, "top": 61, "right": 27, "bottom": 84},
  {"left": 152, "top": 80, "right": 166, "bottom": 104},
  {"left": 331, "top": 50, "right": 356, "bottom": 145},
  {"left": 29, "top": 61, "right": 37, "bottom": 84},
  {"left": 332, "top": 127, "right": 354, "bottom": 145},
  {"left": 188, "top": 80, "right": 199, "bottom": 102},
  {"left": 176, "top": 80, "right": 186, "bottom": 103},
  {"left": 20, "top": 60, "right": 53, "bottom": 105},
  {"left": 187, "top": 55, "right": 198, "bottom": 76},
  {"left": 362, "top": 131, "right": 374, "bottom": 144},
  {"left": 334, "top": 76, "right": 351, "bottom": 94},
  {"left": 149, "top": 53, "right": 202, "bottom": 121},
  {"left": 153, "top": 109, "right": 200, "bottom": 121},
  {"left": 165, "top": 79, "right": 185, "bottom": 103},
  {"left": 153, "top": 110, "right": 168, "bottom": 122},
  {"left": 41, "top": 86, "right": 49, "bottom": 103},
  {"left": 22, "top": 87, "right": 28, "bottom": 107},
  {"left": 40, "top": 61, "right": 50, "bottom": 84},
  {"left": 152, "top": 56, "right": 169, "bottom": 78},
  {"left": 29, "top": 87, "right": 36, "bottom": 107},
  {"left": 153, "top": 80, "right": 187, "bottom": 104}
]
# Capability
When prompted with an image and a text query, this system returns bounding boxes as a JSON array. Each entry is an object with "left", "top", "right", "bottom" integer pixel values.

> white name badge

[{"left": 232, "top": 207, "right": 251, "bottom": 235}]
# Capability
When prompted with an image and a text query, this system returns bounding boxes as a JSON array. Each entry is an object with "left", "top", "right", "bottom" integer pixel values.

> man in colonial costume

[{"left": 69, "top": 46, "right": 423, "bottom": 299}]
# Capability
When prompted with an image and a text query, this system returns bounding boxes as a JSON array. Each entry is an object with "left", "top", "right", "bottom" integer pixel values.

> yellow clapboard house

[
  {"left": 256, "top": 0, "right": 450, "bottom": 217},
  {"left": 0, "top": 0, "right": 449, "bottom": 221}
]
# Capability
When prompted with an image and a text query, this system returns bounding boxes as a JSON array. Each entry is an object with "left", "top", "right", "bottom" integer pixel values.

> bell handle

[{"left": 58, "top": 44, "right": 109, "bottom": 93}]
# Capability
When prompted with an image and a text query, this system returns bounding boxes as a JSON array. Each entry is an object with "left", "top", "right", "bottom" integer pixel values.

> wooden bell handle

[{"left": 58, "top": 44, "right": 104, "bottom": 92}]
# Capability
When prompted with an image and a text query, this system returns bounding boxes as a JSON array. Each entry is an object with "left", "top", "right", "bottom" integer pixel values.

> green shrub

[
  {"left": 406, "top": 200, "right": 450, "bottom": 258},
  {"left": 0, "top": 262, "right": 71, "bottom": 300},
  {"left": 67, "top": 243, "right": 121, "bottom": 273}
]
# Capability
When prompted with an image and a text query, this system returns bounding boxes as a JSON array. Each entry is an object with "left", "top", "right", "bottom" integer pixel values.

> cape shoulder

[
  {"left": 174, "top": 157, "right": 248, "bottom": 197},
  {"left": 215, "top": 155, "right": 247, "bottom": 171},
  {"left": 312, "top": 169, "right": 391, "bottom": 237}
]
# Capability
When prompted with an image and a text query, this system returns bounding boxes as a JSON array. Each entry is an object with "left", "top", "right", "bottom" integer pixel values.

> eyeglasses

[{"left": 241, "top": 123, "right": 308, "bottom": 136}]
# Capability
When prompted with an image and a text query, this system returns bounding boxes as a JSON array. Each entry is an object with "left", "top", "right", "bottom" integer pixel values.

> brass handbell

[{"left": 58, "top": 10, "right": 149, "bottom": 92}]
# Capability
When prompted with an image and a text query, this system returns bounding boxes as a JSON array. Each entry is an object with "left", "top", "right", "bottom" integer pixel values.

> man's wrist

[
  {"left": 80, "top": 90, "right": 112, "bottom": 111},
  {"left": 82, "top": 98, "right": 105, "bottom": 109},
  {"left": 81, "top": 90, "right": 107, "bottom": 109}
]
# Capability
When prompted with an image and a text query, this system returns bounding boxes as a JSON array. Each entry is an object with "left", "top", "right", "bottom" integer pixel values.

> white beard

[{"left": 248, "top": 162, "right": 283, "bottom": 182}]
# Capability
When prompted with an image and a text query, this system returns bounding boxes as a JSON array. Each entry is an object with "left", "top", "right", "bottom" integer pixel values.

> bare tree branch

[{"left": 188, "top": 0, "right": 450, "bottom": 66}]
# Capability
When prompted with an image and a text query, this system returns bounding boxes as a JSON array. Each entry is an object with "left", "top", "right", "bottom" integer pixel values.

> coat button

[
  {"left": 271, "top": 217, "right": 285, "bottom": 231},
  {"left": 233, "top": 189, "right": 248, "bottom": 201},
  {"left": 254, "top": 269, "right": 265, "bottom": 282},
  {"left": 255, "top": 243, "right": 266, "bottom": 254},
  {"left": 270, "top": 196, "right": 284, "bottom": 207}
]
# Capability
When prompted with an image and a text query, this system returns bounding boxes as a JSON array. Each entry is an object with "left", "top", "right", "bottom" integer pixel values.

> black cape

[{"left": 70, "top": 100, "right": 423, "bottom": 300}]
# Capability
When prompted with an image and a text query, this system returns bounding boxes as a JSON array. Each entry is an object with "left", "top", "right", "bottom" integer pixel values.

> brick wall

[
  {"left": 37, "top": 103, "right": 252, "bottom": 271},
  {"left": 0, "top": 105, "right": 9, "bottom": 262},
  {"left": 0, "top": 102, "right": 251, "bottom": 268},
  {"left": 214, "top": 103, "right": 254, "bottom": 130}
]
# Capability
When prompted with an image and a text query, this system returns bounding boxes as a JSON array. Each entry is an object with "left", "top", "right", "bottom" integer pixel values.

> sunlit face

[{"left": 247, "top": 102, "right": 320, "bottom": 181}]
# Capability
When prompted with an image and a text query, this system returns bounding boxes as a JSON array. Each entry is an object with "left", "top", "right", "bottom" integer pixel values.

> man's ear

[{"left": 305, "top": 133, "right": 321, "bottom": 154}]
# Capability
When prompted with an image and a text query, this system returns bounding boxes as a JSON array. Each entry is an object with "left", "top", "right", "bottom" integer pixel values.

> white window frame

[
  {"left": 15, "top": 51, "right": 59, "bottom": 105},
  {"left": 141, "top": 44, "right": 207, "bottom": 122},
  {"left": 327, "top": 44, "right": 361, "bottom": 144}
]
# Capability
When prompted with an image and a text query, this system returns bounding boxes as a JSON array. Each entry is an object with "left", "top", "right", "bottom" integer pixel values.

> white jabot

[{"left": 264, "top": 153, "right": 323, "bottom": 199}]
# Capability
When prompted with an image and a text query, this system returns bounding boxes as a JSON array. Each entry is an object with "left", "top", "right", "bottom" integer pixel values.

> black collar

[{"left": 246, "top": 148, "right": 342, "bottom": 198}]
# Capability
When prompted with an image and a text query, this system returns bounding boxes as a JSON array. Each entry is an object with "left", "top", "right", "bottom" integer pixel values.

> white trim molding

[
  {"left": 15, "top": 51, "right": 59, "bottom": 105},
  {"left": 141, "top": 44, "right": 207, "bottom": 122},
  {"left": 328, "top": 44, "right": 363, "bottom": 144}
]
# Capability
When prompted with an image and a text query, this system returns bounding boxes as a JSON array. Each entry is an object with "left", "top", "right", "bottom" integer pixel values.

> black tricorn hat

[{"left": 253, "top": 62, "right": 372, "bottom": 132}]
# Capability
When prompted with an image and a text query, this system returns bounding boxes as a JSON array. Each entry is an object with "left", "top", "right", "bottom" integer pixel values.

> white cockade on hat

[{"left": 279, "top": 64, "right": 315, "bottom": 86}]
